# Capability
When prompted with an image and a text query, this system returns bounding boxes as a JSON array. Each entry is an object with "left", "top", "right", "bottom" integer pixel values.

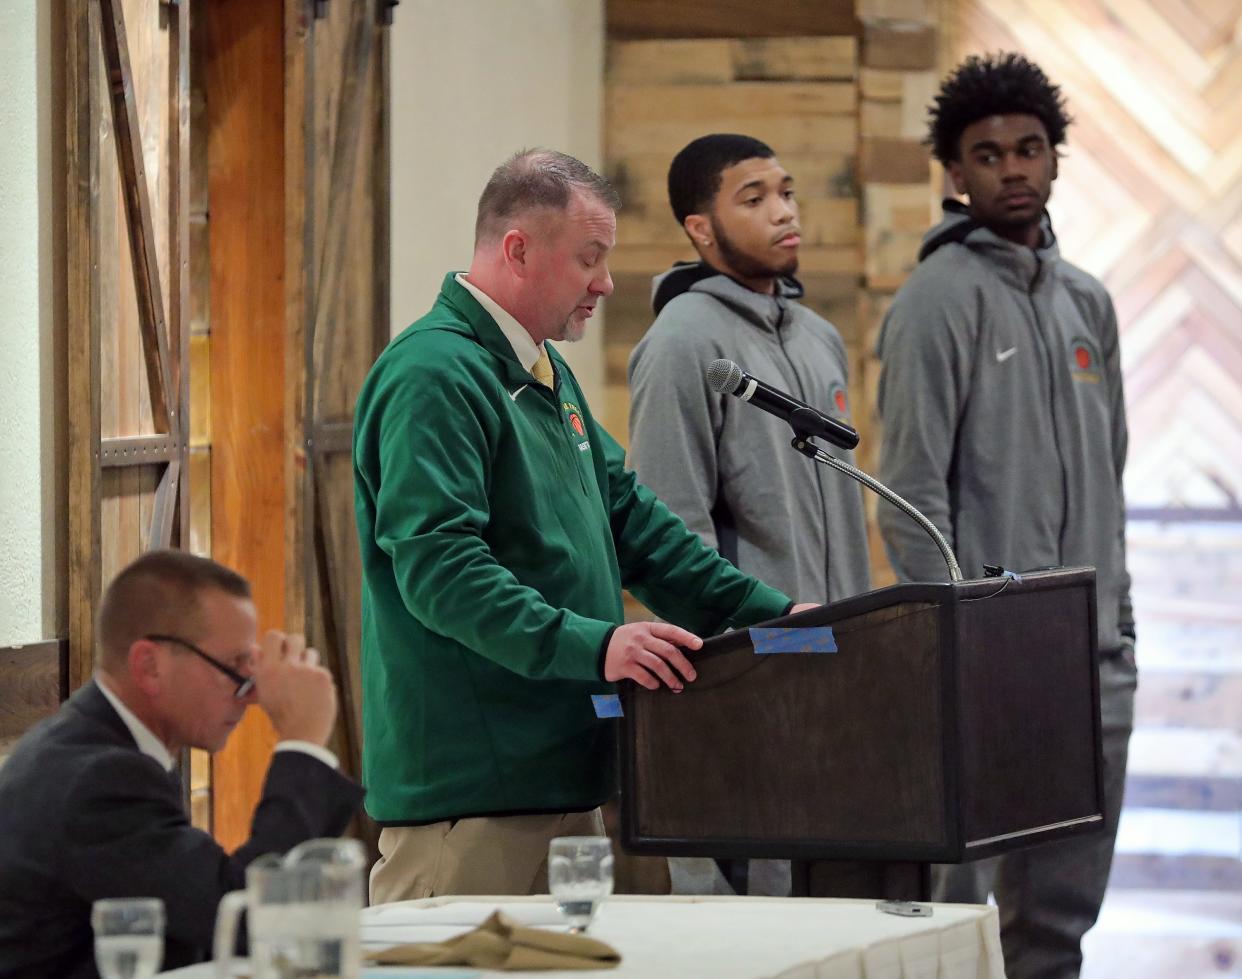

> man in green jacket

[{"left": 355, "top": 149, "right": 806, "bottom": 901}]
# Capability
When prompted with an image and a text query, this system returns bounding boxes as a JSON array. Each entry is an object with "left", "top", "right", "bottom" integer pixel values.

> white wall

[
  {"left": 0, "top": 1, "right": 60, "bottom": 645},
  {"left": 389, "top": 0, "right": 606, "bottom": 399}
]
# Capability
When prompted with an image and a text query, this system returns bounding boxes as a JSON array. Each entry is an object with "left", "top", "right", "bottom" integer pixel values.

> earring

[{"left": 701, "top": 238, "right": 712, "bottom": 247}]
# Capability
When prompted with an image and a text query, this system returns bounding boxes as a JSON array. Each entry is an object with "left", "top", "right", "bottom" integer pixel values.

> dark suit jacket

[{"left": 0, "top": 681, "right": 364, "bottom": 979}]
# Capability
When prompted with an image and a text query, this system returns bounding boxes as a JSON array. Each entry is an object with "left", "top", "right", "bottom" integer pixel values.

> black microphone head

[{"left": 707, "top": 359, "right": 744, "bottom": 395}]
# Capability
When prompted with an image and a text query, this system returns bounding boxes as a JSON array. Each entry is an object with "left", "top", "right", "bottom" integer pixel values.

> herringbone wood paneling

[{"left": 950, "top": 0, "right": 1242, "bottom": 512}]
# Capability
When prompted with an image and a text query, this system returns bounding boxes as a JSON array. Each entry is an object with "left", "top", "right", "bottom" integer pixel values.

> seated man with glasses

[{"left": 0, "top": 549, "right": 364, "bottom": 979}]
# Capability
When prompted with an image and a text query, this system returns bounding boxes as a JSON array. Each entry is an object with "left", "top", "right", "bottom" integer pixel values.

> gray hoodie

[
  {"left": 877, "top": 201, "right": 1134, "bottom": 653},
  {"left": 628, "top": 264, "right": 870, "bottom": 605}
]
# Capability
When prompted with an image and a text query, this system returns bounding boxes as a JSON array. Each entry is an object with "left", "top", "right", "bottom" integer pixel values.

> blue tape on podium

[
  {"left": 591, "top": 694, "right": 624, "bottom": 718},
  {"left": 749, "top": 626, "right": 838, "bottom": 655}
]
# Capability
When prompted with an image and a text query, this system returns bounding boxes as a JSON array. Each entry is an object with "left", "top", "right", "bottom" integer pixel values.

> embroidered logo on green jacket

[
  {"left": 561, "top": 400, "right": 584, "bottom": 432},
  {"left": 562, "top": 400, "right": 590, "bottom": 449}
]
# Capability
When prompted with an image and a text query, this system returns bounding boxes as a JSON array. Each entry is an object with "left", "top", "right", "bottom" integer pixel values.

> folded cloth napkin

[{"left": 366, "top": 910, "right": 621, "bottom": 971}]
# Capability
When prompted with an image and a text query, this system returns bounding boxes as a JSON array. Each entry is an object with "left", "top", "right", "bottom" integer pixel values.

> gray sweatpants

[{"left": 932, "top": 651, "right": 1138, "bottom": 979}]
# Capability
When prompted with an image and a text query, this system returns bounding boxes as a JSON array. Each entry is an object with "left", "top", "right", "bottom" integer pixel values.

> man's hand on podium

[
  {"left": 604, "top": 622, "right": 701, "bottom": 692},
  {"left": 790, "top": 603, "right": 820, "bottom": 614}
]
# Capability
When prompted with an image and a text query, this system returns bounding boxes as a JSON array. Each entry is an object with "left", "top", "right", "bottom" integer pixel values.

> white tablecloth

[{"left": 159, "top": 894, "right": 1006, "bottom": 979}]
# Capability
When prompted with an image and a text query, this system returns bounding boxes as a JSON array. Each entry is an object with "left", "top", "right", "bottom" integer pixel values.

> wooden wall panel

[
  {"left": 68, "top": 0, "right": 190, "bottom": 692},
  {"left": 607, "top": 0, "right": 857, "bottom": 39},
  {"left": 307, "top": 10, "right": 383, "bottom": 424},
  {"left": 204, "top": 0, "right": 285, "bottom": 851},
  {"left": 291, "top": 0, "right": 388, "bottom": 817},
  {"left": 198, "top": 0, "right": 386, "bottom": 848},
  {"left": 0, "top": 642, "right": 66, "bottom": 762},
  {"left": 319, "top": 453, "right": 366, "bottom": 764},
  {"left": 97, "top": 4, "right": 166, "bottom": 587}
]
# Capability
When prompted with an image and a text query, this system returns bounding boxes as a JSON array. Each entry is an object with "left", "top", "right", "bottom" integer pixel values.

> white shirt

[
  {"left": 455, "top": 272, "right": 543, "bottom": 370},
  {"left": 97, "top": 674, "right": 175, "bottom": 771},
  {"left": 95, "top": 674, "right": 338, "bottom": 772}
]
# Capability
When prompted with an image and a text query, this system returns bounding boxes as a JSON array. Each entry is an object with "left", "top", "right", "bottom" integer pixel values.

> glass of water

[
  {"left": 92, "top": 897, "right": 164, "bottom": 979},
  {"left": 548, "top": 836, "right": 614, "bottom": 933}
]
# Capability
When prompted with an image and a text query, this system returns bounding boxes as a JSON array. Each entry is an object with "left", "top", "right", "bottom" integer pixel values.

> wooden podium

[{"left": 618, "top": 567, "right": 1106, "bottom": 899}]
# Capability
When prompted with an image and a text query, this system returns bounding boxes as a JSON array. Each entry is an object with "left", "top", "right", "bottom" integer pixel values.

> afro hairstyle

[{"left": 928, "top": 52, "right": 1072, "bottom": 164}]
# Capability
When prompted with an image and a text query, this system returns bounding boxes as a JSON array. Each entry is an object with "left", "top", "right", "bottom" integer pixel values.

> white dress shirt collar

[
  {"left": 455, "top": 272, "right": 543, "bottom": 371},
  {"left": 95, "top": 674, "right": 176, "bottom": 772}
]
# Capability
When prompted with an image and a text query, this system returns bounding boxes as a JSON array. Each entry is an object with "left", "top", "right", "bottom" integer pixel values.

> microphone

[{"left": 706, "top": 359, "right": 859, "bottom": 450}]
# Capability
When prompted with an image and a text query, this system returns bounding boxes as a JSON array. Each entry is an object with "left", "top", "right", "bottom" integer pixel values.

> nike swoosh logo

[
  {"left": 996, "top": 347, "right": 1018, "bottom": 363},
  {"left": 509, "top": 385, "right": 529, "bottom": 401}
]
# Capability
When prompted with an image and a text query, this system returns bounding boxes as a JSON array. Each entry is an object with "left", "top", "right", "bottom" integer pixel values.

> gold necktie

[{"left": 531, "top": 345, "right": 555, "bottom": 389}]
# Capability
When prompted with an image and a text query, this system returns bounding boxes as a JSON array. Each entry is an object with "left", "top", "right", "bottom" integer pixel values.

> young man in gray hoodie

[
  {"left": 627, "top": 134, "right": 871, "bottom": 897},
  {"left": 877, "top": 54, "right": 1137, "bottom": 979}
]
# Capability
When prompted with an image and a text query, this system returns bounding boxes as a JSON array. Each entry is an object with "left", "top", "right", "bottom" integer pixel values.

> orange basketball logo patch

[
  {"left": 828, "top": 383, "right": 849, "bottom": 417},
  {"left": 1069, "top": 336, "right": 1101, "bottom": 383}
]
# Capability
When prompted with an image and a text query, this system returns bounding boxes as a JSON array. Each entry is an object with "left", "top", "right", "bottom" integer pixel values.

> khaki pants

[{"left": 370, "top": 808, "right": 605, "bottom": 903}]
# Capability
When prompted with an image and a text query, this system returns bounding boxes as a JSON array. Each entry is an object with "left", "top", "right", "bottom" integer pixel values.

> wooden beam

[
  {"left": 150, "top": 459, "right": 181, "bottom": 550},
  {"left": 371, "top": 27, "right": 392, "bottom": 360},
  {"left": 284, "top": 0, "right": 312, "bottom": 647},
  {"left": 98, "top": 0, "right": 175, "bottom": 436},
  {"left": 310, "top": 421, "right": 353, "bottom": 455},
  {"left": 205, "top": 0, "right": 285, "bottom": 851},
  {"left": 301, "top": 2, "right": 373, "bottom": 807},
  {"left": 67, "top": 0, "right": 102, "bottom": 691},
  {"left": 861, "top": 20, "right": 937, "bottom": 70},
  {"left": 100, "top": 435, "right": 182, "bottom": 467},
  {"left": 859, "top": 138, "right": 931, "bottom": 182},
  {"left": 169, "top": 0, "right": 192, "bottom": 545},
  {"left": 309, "top": 0, "right": 374, "bottom": 422},
  {"left": 607, "top": 0, "right": 857, "bottom": 39},
  {"left": 311, "top": 460, "right": 359, "bottom": 774}
]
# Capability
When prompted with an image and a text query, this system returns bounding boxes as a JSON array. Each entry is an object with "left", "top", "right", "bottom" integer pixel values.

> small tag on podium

[{"left": 591, "top": 694, "right": 623, "bottom": 718}]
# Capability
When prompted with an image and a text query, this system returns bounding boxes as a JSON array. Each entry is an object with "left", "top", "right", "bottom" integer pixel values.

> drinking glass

[
  {"left": 548, "top": 836, "right": 614, "bottom": 933},
  {"left": 92, "top": 898, "right": 164, "bottom": 979}
]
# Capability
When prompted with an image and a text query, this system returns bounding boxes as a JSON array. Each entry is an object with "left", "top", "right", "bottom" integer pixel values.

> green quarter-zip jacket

[
  {"left": 877, "top": 202, "right": 1134, "bottom": 653},
  {"left": 353, "top": 273, "right": 791, "bottom": 824}
]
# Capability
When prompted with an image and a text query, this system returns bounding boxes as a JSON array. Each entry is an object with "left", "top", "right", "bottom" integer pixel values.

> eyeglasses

[{"left": 144, "top": 634, "right": 255, "bottom": 699}]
